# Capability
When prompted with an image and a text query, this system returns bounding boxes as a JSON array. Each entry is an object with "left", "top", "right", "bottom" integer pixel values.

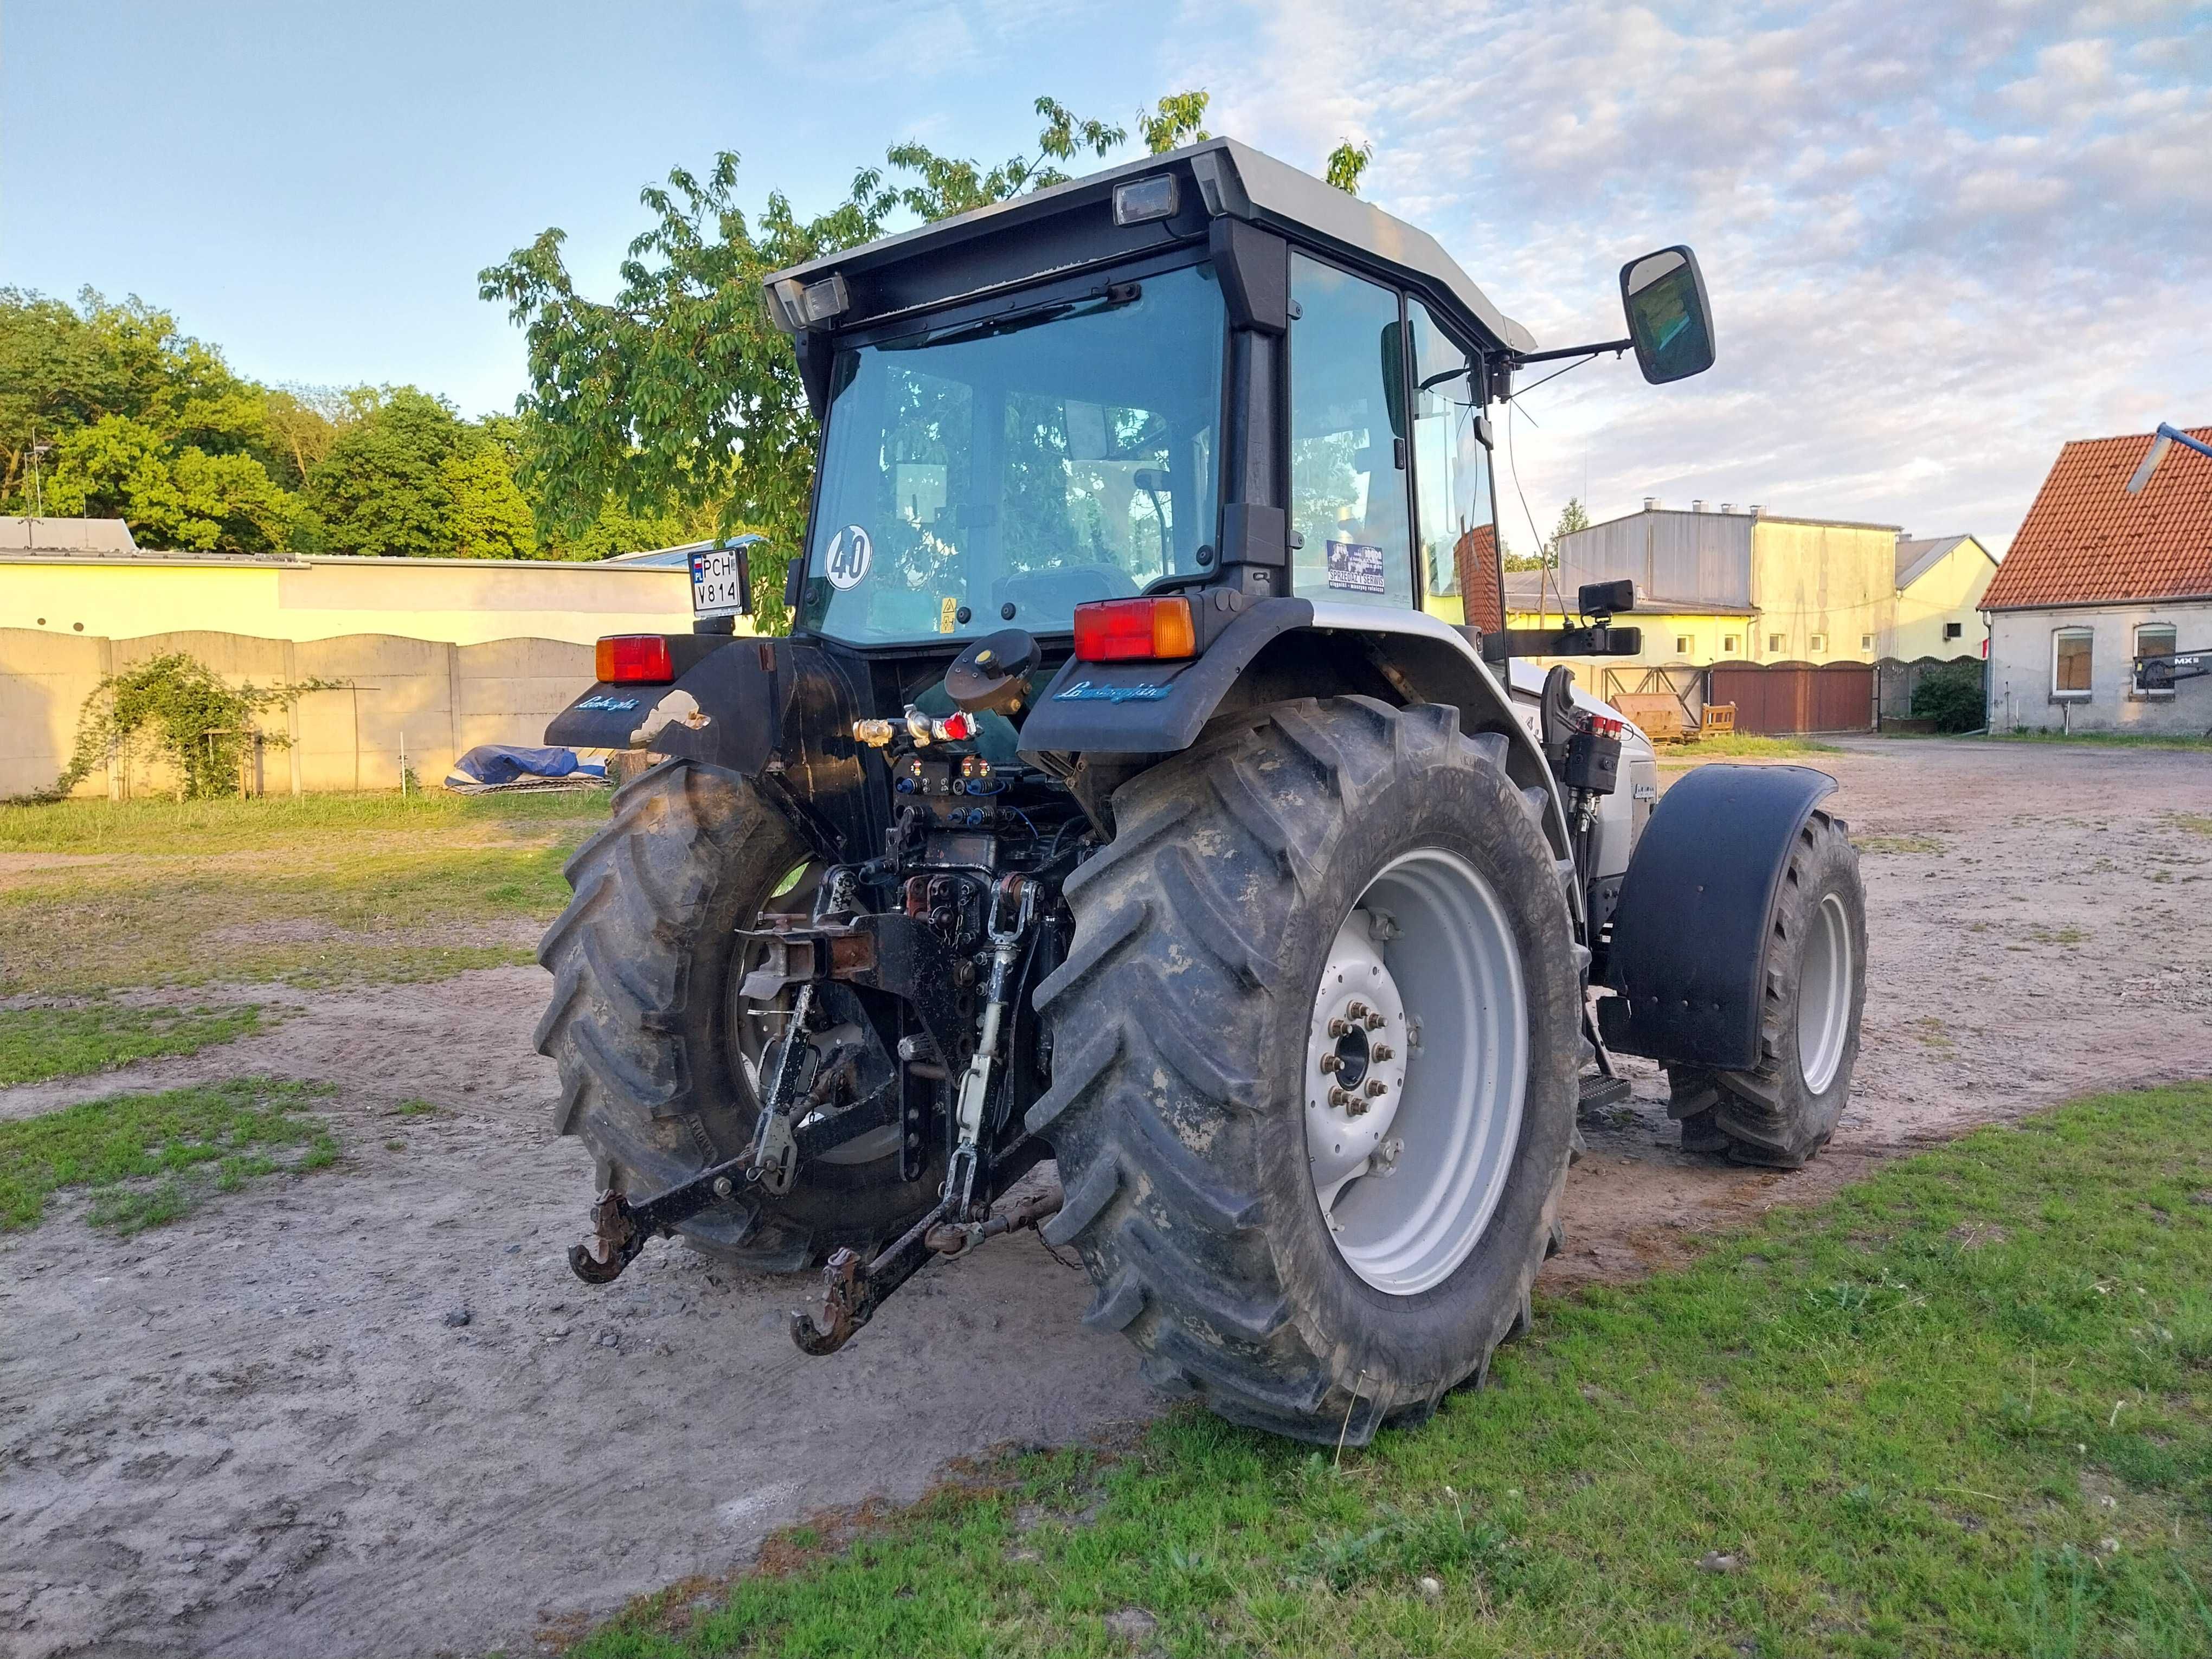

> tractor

[{"left": 537, "top": 138, "right": 1868, "bottom": 1443}]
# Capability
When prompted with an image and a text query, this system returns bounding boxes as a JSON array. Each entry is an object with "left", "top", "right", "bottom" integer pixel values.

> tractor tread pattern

[{"left": 1037, "top": 696, "right": 1565, "bottom": 1445}]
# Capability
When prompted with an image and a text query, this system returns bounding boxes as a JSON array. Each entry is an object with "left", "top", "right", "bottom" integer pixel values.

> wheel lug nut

[
  {"left": 1371, "top": 1044, "right": 1394, "bottom": 1062},
  {"left": 1362, "top": 1013, "right": 1385, "bottom": 1031},
  {"left": 1318, "top": 1053, "right": 1342, "bottom": 1073},
  {"left": 1364, "top": 1078, "right": 1388, "bottom": 1098},
  {"left": 1345, "top": 1000, "right": 1369, "bottom": 1019},
  {"left": 1327, "top": 1085, "right": 1354, "bottom": 1109},
  {"left": 1327, "top": 1017, "right": 1351, "bottom": 1038}
]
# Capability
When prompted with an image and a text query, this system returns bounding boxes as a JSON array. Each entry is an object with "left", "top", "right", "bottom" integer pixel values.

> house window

[
  {"left": 1674, "top": 634, "right": 1692, "bottom": 655},
  {"left": 1767, "top": 633, "right": 1784, "bottom": 653},
  {"left": 1944, "top": 621, "right": 1963, "bottom": 641},
  {"left": 2052, "top": 628, "right": 2093, "bottom": 697},
  {"left": 1809, "top": 632, "right": 1827, "bottom": 653},
  {"left": 2135, "top": 623, "right": 2178, "bottom": 697},
  {"left": 1722, "top": 634, "right": 1739, "bottom": 654},
  {"left": 1860, "top": 633, "right": 1874, "bottom": 651}
]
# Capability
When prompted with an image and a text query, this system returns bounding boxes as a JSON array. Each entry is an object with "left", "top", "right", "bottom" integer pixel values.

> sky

[{"left": 5, "top": 1, "right": 2207, "bottom": 554}]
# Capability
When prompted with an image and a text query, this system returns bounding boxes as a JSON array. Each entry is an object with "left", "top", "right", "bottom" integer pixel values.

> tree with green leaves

[
  {"left": 1, "top": 287, "right": 304, "bottom": 550},
  {"left": 300, "top": 388, "right": 526, "bottom": 560},
  {"left": 1326, "top": 140, "right": 1373, "bottom": 196}
]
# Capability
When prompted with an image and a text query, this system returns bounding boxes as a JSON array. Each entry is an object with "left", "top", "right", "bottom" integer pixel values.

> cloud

[{"left": 1167, "top": 0, "right": 2211, "bottom": 550}]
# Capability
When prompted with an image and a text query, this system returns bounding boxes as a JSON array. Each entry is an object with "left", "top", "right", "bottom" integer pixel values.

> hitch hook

[{"left": 568, "top": 1188, "right": 645, "bottom": 1285}]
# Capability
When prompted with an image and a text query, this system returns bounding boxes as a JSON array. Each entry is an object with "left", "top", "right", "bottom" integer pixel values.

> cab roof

[{"left": 762, "top": 136, "right": 1537, "bottom": 357}]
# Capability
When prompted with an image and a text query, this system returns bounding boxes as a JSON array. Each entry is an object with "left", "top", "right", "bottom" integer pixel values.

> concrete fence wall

[{"left": 1, "top": 628, "right": 596, "bottom": 799}]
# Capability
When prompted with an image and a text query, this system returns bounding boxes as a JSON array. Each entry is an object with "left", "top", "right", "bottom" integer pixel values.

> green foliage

[
  {"left": 1913, "top": 658, "right": 1989, "bottom": 732},
  {"left": 1508, "top": 498, "right": 1592, "bottom": 581},
  {"left": 0, "top": 1076, "right": 335, "bottom": 1233},
  {"left": 34, "top": 651, "right": 333, "bottom": 803},
  {"left": 45, "top": 411, "right": 297, "bottom": 550},
  {"left": 0, "top": 286, "right": 310, "bottom": 549},
  {"left": 302, "top": 388, "right": 467, "bottom": 557},
  {"left": 1325, "top": 139, "right": 1374, "bottom": 195},
  {"left": 438, "top": 442, "right": 538, "bottom": 559},
  {"left": 0, "top": 1002, "right": 263, "bottom": 1085},
  {"left": 1, "top": 288, "right": 553, "bottom": 558},
  {"left": 260, "top": 383, "right": 380, "bottom": 491},
  {"left": 566, "top": 1082, "right": 2212, "bottom": 1657}
]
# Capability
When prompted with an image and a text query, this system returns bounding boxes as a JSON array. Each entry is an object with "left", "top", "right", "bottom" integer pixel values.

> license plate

[{"left": 690, "top": 548, "right": 746, "bottom": 618}]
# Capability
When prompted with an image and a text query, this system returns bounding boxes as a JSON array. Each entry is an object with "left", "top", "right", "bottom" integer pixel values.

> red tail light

[
  {"left": 596, "top": 635, "right": 674, "bottom": 684},
  {"left": 1071, "top": 597, "right": 1197, "bottom": 663}
]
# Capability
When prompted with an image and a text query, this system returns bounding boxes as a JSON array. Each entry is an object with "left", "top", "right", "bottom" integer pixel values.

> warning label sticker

[{"left": 1326, "top": 539, "right": 1386, "bottom": 595}]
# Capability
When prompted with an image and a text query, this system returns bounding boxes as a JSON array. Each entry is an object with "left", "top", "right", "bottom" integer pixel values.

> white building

[{"left": 1982, "top": 426, "right": 2212, "bottom": 735}]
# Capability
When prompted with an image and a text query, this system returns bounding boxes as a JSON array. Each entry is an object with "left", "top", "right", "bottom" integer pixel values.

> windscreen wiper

[{"left": 892, "top": 283, "right": 1139, "bottom": 351}]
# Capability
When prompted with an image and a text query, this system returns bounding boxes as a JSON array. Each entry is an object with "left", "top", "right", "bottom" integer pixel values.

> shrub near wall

[{"left": 1912, "top": 659, "right": 1987, "bottom": 733}]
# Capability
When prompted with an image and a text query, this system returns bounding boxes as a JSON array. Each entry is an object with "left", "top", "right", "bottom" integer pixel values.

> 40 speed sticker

[{"left": 824, "top": 524, "right": 872, "bottom": 590}]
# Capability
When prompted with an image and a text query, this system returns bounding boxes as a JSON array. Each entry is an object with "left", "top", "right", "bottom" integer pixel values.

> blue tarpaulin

[{"left": 446, "top": 745, "right": 606, "bottom": 788}]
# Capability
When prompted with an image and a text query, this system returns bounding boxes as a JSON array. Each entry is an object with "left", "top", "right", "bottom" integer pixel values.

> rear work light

[
  {"left": 596, "top": 635, "right": 675, "bottom": 684},
  {"left": 1071, "top": 596, "right": 1197, "bottom": 663}
]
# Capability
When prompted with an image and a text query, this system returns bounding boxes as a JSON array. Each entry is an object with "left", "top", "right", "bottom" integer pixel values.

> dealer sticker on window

[{"left": 1326, "top": 538, "right": 1386, "bottom": 595}]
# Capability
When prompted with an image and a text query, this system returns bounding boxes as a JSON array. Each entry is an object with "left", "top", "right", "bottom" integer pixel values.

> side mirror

[
  {"left": 1579, "top": 578, "right": 1635, "bottom": 618},
  {"left": 1619, "top": 247, "right": 1715, "bottom": 384}
]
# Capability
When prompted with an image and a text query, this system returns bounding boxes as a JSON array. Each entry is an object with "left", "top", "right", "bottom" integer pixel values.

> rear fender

[
  {"left": 545, "top": 637, "right": 889, "bottom": 864},
  {"left": 1596, "top": 763, "right": 1840, "bottom": 1071},
  {"left": 1017, "top": 600, "right": 1576, "bottom": 895}
]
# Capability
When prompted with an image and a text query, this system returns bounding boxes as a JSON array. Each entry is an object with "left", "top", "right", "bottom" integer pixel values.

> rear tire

[
  {"left": 1666, "top": 810, "right": 1866, "bottom": 1167},
  {"left": 535, "top": 758, "right": 940, "bottom": 1270},
  {"left": 1031, "top": 697, "right": 1580, "bottom": 1445}
]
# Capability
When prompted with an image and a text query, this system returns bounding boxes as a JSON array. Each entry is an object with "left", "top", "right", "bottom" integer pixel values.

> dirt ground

[{"left": 4, "top": 738, "right": 2210, "bottom": 1658}]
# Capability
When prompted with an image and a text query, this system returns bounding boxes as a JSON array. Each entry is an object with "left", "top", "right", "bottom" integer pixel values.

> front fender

[{"left": 1597, "top": 763, "right": 1840, "bottom": 1071}]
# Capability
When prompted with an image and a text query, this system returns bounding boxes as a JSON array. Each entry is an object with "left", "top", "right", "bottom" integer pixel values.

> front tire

[
  {"left": 1031, "top": 698, "right": 1581, "bottom": 1444},
  {"left": 1667, "top": 811, "right": 1867, "bottom": 1167}
]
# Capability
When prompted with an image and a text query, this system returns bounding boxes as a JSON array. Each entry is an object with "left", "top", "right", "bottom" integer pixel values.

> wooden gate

[{"left": 1706, "top": 661, "right": 1875, "bottom": 735}]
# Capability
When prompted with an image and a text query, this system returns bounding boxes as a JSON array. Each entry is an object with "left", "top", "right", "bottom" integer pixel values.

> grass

[
  {"left": 1853, "top": 834, "right": 1945, "bottom": 855},
  {"left": 0, "top": 1002, "right": 266, "bottom": 1084},
  {"left": 570, "top": 1082, "right": 2212, "bottom": 1658},
  {"left": 0, "top": 1076, "right": 336, "bottom": 1233},
  {"left": 2173, "top": 815, "right": 2212, "bottom": 839},
  {"left": 1658, "top": 734, "right": 1843, "bottom": 766},
  {"left": 0, "top": 789, "right": 600, "bottom": 994},
  {"left": 1983, "top": 731, "right": 2212, "bottom": 753},
  {"left": 0, "top": 786, "right": 602, "bottom": 856}
]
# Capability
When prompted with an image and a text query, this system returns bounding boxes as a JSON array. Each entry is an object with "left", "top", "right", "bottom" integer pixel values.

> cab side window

[
  {"left": 1407, "top": 300, "right": 1500, "bottom": 632},
  {"left": 1288, "top": 254, "right": 1413, "bottom": 607}
]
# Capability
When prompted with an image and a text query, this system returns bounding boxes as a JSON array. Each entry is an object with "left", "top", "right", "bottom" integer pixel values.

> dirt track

[{"left": 4, "top": 738, "right": 2210, "bottom": 1657}]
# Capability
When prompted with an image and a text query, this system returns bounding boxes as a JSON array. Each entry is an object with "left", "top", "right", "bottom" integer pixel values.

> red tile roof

[{"left": 1982, "top": 425, "right": 2212, "bottom": 610}]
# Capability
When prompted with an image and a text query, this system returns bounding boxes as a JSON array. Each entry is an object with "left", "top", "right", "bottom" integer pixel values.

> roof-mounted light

[
  {"left": 1113, "top": 173, "right": 1179, "bottom": 227},
  {"left": 767, "top": 271, "right": 850, "bottom": 333}
]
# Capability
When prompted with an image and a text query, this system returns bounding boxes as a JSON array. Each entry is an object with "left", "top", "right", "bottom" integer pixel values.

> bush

[
  {"left": 1911, "top": 659, "right": 1985, "bottom": 732},
  {"left": 24, "top": 653, "right": 335, "bottom": 804}
]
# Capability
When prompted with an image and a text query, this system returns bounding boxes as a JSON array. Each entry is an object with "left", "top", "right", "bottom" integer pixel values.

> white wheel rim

[
  {"left": 1797, "top": 891, "right": 1852, "bottom": 1095},
  {"left": 1304, "top": 848, "right": 1528, "bottom": 1296}
]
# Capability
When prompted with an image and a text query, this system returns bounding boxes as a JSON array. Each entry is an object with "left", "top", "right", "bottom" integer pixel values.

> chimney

[
  {"left": 1719, "top": 503, "right": 1735, "bottom": 515},
  {"left": 1747, "top": 503, "right": 1764, "bottom": 519},
  {"left": 1692, "top": 499, "right": 1707, "bottom": 513},
  {"left": 1643, "top": 496, "right": 1659, "bottom": 511}
]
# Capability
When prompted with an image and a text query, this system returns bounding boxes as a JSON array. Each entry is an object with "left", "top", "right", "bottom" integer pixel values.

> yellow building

[
  {"left": 2, "top": 522, "right": 699, "bottom": 646},
  {"left": 1509, "top": 503, "right": 1996, "bottom": 666},
  {"left": 1891, "top": 535, "right": 2000, "bottom": 660},
  {"left": 0, "top": 519, "right": 713, "bottom": 799}
]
